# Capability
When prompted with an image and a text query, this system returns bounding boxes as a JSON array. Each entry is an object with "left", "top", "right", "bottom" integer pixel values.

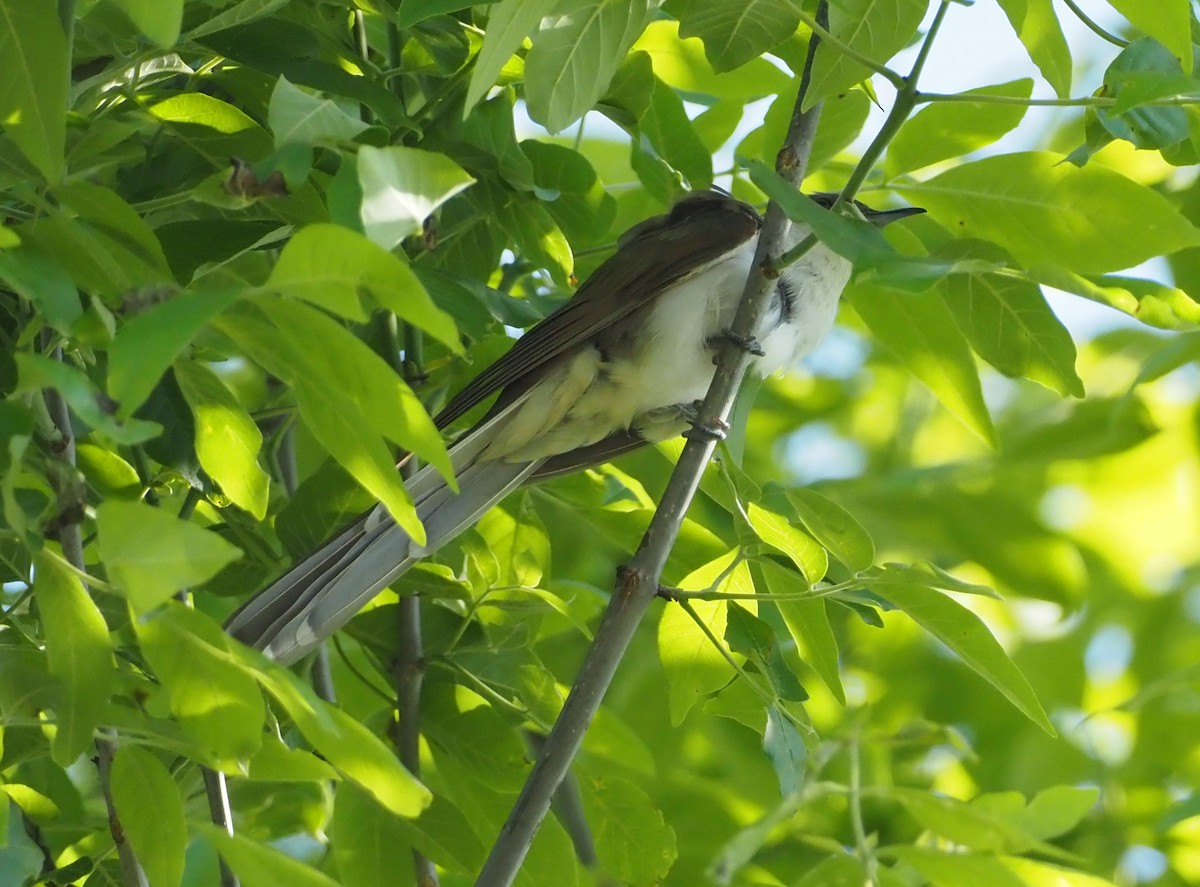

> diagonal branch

[{"left": 473, "top": 5, "right": 831, "bottom": 884}]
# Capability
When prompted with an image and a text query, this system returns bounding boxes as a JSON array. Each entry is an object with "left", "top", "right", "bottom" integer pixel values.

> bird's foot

[
  {"left": 708, "top": 327, "right": 766, "bottom": 361},
  {"left": 683, "top": 401, "right": 729, "bottom": 442}
]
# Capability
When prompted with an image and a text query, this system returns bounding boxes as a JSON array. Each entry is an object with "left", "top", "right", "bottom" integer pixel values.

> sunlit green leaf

[
  {"left": 580, "top": 773, "right": 677, "bottom": 881},
  {"left": 897, "top": 152, "right": 1200, "bottom": 275},
  {"left": 15, "top": 354, "right": 162, "bottom": 444},
  {"left": 658, "top": 552, "right": 742, "bottom": 725},
  {"left": 174, "top": 360, "right": 270, "bottom": 519},
  {"left": 136, "top": 603, "right": 265, "bottom": 766},
  {"left": 1105, "top": 1, "right": 1192, "bottom": 71},
  {"left": 358, "top": 145, "right": 475, "bottom": 249},
  {"left": 674, "top": 0, "right": 802, "bottom": 73},
  {"left": 110, "top": 746, "right": 187, "bottom": 887},
  {"left": 935, "top": 241, "right": 1084, "bottom": 397},
  {"left": 525, "top": 0, "right": 655, "bottom": 133},
  {"left": 110, "top": 0, "right": 184, "bottom": 48},
  {"left": 267, "top": 76, "right": 370, "bottom": 147},
  {"left": 850, "top": 282, "right": 996, "bottom": 445},
  {"left": 632, "top": 20, "right": 791, "bottom": 98},
  {"left": 108, "top": 290, "right": 241, "bottom": 419},
  {"left": 96, "top": 500, "right": 242, "bottom": 613},
  {"left": 746, "top": 501, "right": 827, "bottom": 582},
  {"left": 872, "top": 583, "right": 1054, "bottom": 733},
  {"left": 265, "top": 223, "right": 460, "bottom": 350},
  {"left": 996, "top": 0, "right": 1072, "bottom": 97},
  {"left": 200, "top": 826, "right": 341, "bottom": 887},
  {"left": 805, "top": 0, "right": 927, "bottom": 108},
  {"left": 888, "top": 80, "right": 1034, "bottom": 176},
  {"left": 465, "top": 0, "right": 559, "bottom": 114},
  {"left": 757, "top": 560, "right": 844, "bottom": 704},
  {"left": 33, "top": 552, "right": 113, "bottom": 765},
  {"left": 0, "top": 0, "right": 67, "bottom": 181}
]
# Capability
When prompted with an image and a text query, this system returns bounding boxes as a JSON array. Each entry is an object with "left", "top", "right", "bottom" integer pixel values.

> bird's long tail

[{"left": 225, "top": 410, "right": 543, "bottom": 664}]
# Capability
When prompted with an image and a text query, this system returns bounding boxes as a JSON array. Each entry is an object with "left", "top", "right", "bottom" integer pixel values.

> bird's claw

[
  {"left": 684, "top": 401, "right": 729, "bottom": 442},
  {"left": 710, "top": 327, "right": 766, "bottom": 359}
]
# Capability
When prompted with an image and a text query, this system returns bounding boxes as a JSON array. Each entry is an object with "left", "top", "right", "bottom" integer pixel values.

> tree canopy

[{"left": 2, "top": 1, "right": 1199, "bottom": 886}]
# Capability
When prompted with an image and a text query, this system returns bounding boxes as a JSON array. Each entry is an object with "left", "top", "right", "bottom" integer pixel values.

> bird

[{"left": 225, "top": 190, "right": 923, "bottom": 663}]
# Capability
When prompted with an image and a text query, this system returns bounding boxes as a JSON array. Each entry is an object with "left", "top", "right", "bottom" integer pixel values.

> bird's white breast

[{"left": 487, "top": 229, "right": 852, "bottom": 462}]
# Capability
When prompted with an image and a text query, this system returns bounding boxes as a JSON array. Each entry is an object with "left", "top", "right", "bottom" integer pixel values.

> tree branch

[{"left": 473, "top": 5, "right": 831, "bottom": 883}]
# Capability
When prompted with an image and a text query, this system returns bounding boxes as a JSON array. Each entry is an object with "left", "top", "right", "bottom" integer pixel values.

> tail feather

[{"left": 225, "top": 404, "right": 544, "bottom": 664}]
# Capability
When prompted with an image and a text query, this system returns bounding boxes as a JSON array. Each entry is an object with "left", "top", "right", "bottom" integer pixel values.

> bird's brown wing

[{"left": 433, "top": 191, "right": 762, "bottom": 430}]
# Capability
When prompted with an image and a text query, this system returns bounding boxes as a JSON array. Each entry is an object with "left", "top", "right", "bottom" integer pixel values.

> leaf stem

[
  {"left": 840, "top": 0, "right": 952, "bottom": 203},
  {"left": 1061, "top": 0, "right": 1129, "bottom": 47},
  {"left": 848, "top": 734, "right": 879, "bottom": 884},
  {"left": 796, "top": 9, "right": 906, "bottom": 91}
]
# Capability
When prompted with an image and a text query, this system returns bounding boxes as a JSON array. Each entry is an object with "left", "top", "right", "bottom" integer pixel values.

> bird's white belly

[{"left": 487, "top": 238, "right": 850, "bottom": 462}]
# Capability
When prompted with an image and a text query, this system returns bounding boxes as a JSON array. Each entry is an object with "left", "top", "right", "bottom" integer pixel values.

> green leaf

[
  {"left": 174, "top": 360, "right": 270, "bottom": 520},
  {"left": 888, "top": 848, "right": 1027, "bottom": 887},
  {"left": 0, "top": 0, "right": 67, "bottom": 180},
  {"left": 746, "top": 501, "right": 827, "bottom": 582},
  {"left": 267, "top": 76, "right": 370, "bottom": 147},
  {"left": 465, "top": 0, "right": 559, "bottom": 114},
  {"left": 110, "top": 0, "right": 183, "bottom": 48},
  {"left": 110, "top": 747, "right": 187, "bottom": 887},
  {"left": 996, "top": 0, "right": 1072, "bottom": 98},
  {"left": 525, "top": 0, "right": 655, "bottom": 134},
  {"left": 757, "top": 560, "right": 843, "bottom": 703},
  {"left": 213, "top": 306, "right": 430, "bottom": 542},
  {"left": 108, "top": 289, "right": 242, "bottom": 419},
  {"left": 888, "top": 80, "right": 1034, "bottom": 176},
  {"left": 457, "top": 93, "right": 537, "bottom": 192},
  {"left": 14, "top": 353, "right": 162, "bottom": 444},
  {"left": 136, "top": 603, "right": 265, "bottom": 766},
  {"left": 146, "top": 93, "right": 274, "bottom": 166},
  {"left": 1023, "top": 785, "right": 1100, "bottom": 838},
  {"left": 265, "top": 223, "right": 460, "bottom": 350},
  {"left": 580, "top": 774, "right": 677, "bottom": 882},
  {"left": 1098, "top": 39, "right": 1191, "bottom": 151},
  {"left": 331, "top": 782, "right": 417, "bottom": 885},
  {"left": 250, "top": 662, "right": 432, "bottom": 817},
  {"left": 851, "top": 282, "right": 996, "bottom": 445},
  {"left": 872, "top": 582, "right": 1055, "bottom": 733},
  {"left": 763, "top": 706, "right": 807, "bottom": 796},
  {"left": 631, "top": 20, "right": 792, "bottom": 99},
  {"left": 805, "top": 0, "right": 927, "bottom": 108},
  {"left": 247, "top": 734, "right": 338, "bottom": 782},
  {"left": 259, "top": 296, "right": 451, "bottom": 502},
  {"left": 1105, "top": 1, "right": 1192, "bottom": 71},
  {"left": 639, "top": 74, "right": 713, "bottom": 188},
  {"left": 32, "top": 552, "right": 113, "bottom": 766},
  {"left": 186, "top": 0, "right": 291, "bottom": 40},
  {"left": 674, "top": 0, "right": 802, "bottom": 73},
  {"left": 658, "top": 552, "right": 742, "bottom": 725},
  {"left": 897, "top": 152, "right": 1200, "bottom": 275},
  {"left": 0, "top": 245, "right": 81, "bottom": 332},
  {"left": 784, "top": 488, "right": 875, "bottom": 573},
  {"left": 96, "top": 500, "right": 242, "bottom": 614},
  {"left": 200, "top": 825, "right": 341, "bottom": 887},
  {"left": 358, "top": 145, "right": 476, "bottom": 249},
  {"left": 725, "top": 601, "right": 808, "bottom": 702},
  {"left": 936, "top": 241, "right": 1083, "bottom": 397}
]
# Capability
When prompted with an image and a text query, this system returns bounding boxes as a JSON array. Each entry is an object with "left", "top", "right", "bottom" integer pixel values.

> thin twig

[
  {"left": 848, "top": 735, "right": 879, "bottom": 884},
  {"left": 41, "top": 340, "right": 148, "bottom": 887},
  {"left": 796, "top": 9, "right": 906, "bottom": 91},
  {"left": 473, "top": 5, "right": 832, "bottom": 884},
  {"left": 840, "top": 0, "right": 951, "bottom": 203},
  {"left": 1061, "top": 0, "right": 1129, "bottom": 48}
]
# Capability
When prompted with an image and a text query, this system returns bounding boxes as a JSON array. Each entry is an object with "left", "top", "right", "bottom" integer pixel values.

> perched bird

[{"left": 226, "top": 190, "right": 922, "bottom": 663}]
